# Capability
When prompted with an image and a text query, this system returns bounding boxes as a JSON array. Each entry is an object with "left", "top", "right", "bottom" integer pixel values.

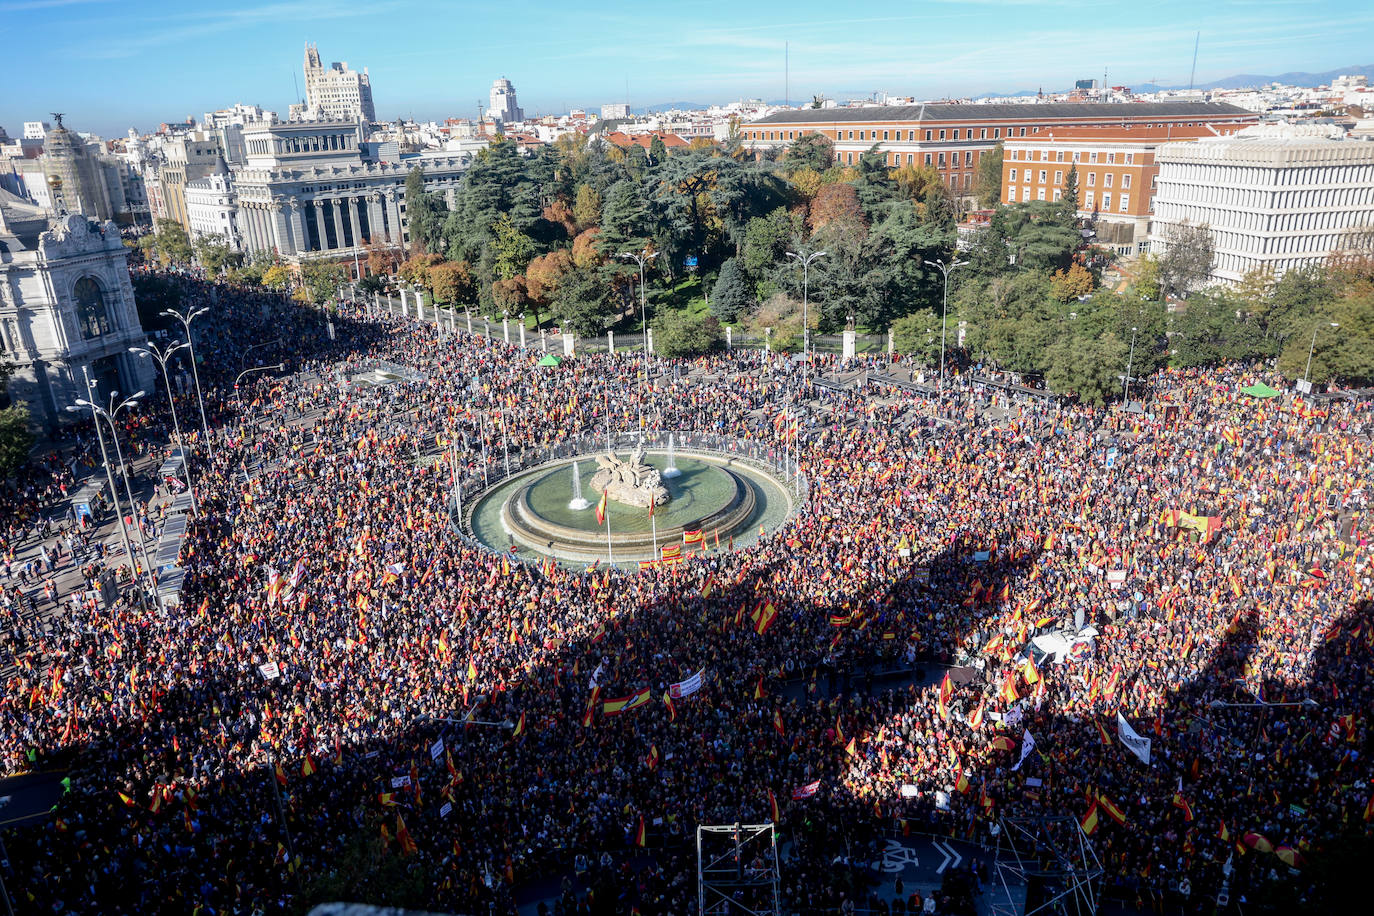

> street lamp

[
  {"left": 69, "top": 378, "right": 157, "bottom": 604},
  {"left": 160, "top": 306, "right": 214, "bottom": 461},
  {"left": 923, "top": 257, "right": 968, "bottom": 394},
  {"left": 129, "top": 340, "right": 198, "bottom": 514},
  {"left": 1123, "top": 326, "right": 1139, "bottom": 402},
  {"left": 234, "top": 364, "right": 285, "bottom": 413},
  {"left": 785, "top": 250, "right": 826, "bottom": 384},
  {"left": 66, "top": 370, "right": 139, "bottom": 602},
  {"left": 1303, "top": 321, "right": 1340, "bottom": 385}
]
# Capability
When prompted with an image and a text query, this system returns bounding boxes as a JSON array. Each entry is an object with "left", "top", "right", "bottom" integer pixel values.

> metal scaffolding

[
  {"left": 990, "top": 815, "right": 1103, "bottom": 916},
  {"left": 697, "top": 823, "right": 781, "bottom": 916}
]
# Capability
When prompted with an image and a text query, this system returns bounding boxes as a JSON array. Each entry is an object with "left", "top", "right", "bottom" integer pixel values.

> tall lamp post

[
  {"left": 923, "top": 257, "right": 968, "bottom": 394},
  {"left": 785, "top": 250, "right": 826, "bottom": 385},
  {"left": 160, "top": 306, "right": 215, "bottom": 461},
  {"left": 619, "top": 248, "right": 658, "bottom": 433},
  {"left": 1123, "top": 326, "right": 1139, "bottom": 403},
  {"left": 1303, "top": 321, "right": 1340, "bottom": 386},
  {"left": 69, "top": 378, "right": 157, "bottom": 603},
  {"left": 66, "top": 370, "right": 139, "bottom": 600},
  {"left": 129, "top": 340, "right": 198, "bottom": 514}
]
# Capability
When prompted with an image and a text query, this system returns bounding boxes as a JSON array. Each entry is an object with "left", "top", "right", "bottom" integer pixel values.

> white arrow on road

[{"left": 932, "top": 840, "right": 963, "bottom": 874}]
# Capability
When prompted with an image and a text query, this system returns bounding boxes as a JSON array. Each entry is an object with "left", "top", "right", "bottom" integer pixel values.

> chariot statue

[{"left": 590, "top": 444, "right": 670, "bottom": 509}]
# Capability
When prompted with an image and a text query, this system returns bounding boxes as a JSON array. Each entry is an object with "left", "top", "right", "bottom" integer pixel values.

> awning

[{"left": 537, "top": 354, "right": 562, "bottom": 367}]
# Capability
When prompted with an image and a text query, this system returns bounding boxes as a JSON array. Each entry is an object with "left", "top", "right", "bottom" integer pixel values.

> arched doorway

[{"left": 74, "top": 276, "right": 112, "bottom": 339}]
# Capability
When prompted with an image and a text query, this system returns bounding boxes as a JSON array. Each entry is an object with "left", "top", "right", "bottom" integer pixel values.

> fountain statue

[
  {"left": 589, "top": 443, "right": 670, "bottom": 509},
  {"left": 662, "top": 433, "right": 681, "bottom": 478},
  {"left": 568, "top": 459, "right": 590, "bottom": 511}
]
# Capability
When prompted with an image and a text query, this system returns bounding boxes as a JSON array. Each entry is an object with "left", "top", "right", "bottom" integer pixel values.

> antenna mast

[
  {"left": 784, "top": 42, "right": 789, "bottom": 108},
  {"left": 1188, "top": 32, "right": 1200, "bottom": 91}
]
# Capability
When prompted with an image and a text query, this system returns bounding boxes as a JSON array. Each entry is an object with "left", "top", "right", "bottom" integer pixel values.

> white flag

[
  {"left": 1013, "top": 729, "right": 1037, "bottom": 771},
  {"left": 1116, "top": 712, "right": 1151, "bottom": 765}
]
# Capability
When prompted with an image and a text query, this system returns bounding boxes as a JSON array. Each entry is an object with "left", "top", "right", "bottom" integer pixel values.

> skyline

[{"left": 2, "top": 0, "right": 1372, "bottom": 136}]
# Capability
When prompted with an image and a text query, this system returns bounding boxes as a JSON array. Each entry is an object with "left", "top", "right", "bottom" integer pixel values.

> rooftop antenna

[
  {"left": 1188, "top": 32, "right": 1200, "bottom": 91},
  {"left": 292, "top": 69, "right": 301, "bottom": 105}
]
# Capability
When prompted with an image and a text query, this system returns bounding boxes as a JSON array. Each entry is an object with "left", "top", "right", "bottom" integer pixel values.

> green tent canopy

[
  {"left": 1239, "top": 382, "right": 1281, "bottom": 399},
  {"left": 537, "top": 354, "right": 563, "bottom": 367}
]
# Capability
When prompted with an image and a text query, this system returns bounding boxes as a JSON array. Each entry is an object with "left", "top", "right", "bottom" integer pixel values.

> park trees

[{"left": 709, "top": 259, "right": 752, "bottom": 324}]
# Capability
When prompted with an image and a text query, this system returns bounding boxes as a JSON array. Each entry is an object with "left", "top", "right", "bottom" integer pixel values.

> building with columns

[
  {"left": 231, "top": 120, "right": 470, "bottom": 265},
  {"left": 1, "top": 191, "right": 154, "bottom": 431},
  {"left": 1150, "top": 122, "right": 1374, "bottom": 284}
]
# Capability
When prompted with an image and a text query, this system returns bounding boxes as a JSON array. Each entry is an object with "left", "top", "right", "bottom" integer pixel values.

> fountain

[
  {"left": 662, "top": 433, "right": 682, "bottom": 478},
  {"left": 567, "top": 459, "right": 591, "bottom": 510}
]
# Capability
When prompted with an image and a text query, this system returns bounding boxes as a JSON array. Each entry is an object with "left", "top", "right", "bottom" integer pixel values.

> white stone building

[
  {"left": 488, "top": 79, "right": 524, "bottom": 125},
  {"left": 1, "top": 192, "right": 153, "bottom": 430},
  {"left": 303, "top": 44, "right": 376, "bottom": 123},
  {"left": 232, "top": 120, "right": 470, "bottom": 264},
  {"left": 1150, "top": 123, "right": 1374, "bottom": 284},
  {"left": 185, "top": 156, "right": 240, "bottom": 249}
]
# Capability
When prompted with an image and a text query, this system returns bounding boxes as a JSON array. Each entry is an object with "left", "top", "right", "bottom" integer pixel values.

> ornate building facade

[
  {"left": 303, "top": 44, "right": 376, "bottom": 123},
  {"left": 1, "top": 193, "right": 153, "bottom": 430},
  {"left": 232, "top": 120, "right": 470, "bottom": 263}
]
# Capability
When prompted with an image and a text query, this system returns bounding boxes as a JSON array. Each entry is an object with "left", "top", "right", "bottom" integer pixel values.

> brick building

[{"left": 743, "top": 102, "right": 1255, "bottom": 201}]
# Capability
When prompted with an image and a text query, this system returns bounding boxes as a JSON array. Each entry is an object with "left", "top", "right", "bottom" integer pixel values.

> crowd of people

[{"left": 0, "top": 273, "right": 1369, "bottom": 916}]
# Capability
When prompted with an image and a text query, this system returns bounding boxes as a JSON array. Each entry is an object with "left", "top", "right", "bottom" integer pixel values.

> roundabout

[{"left": 465, "top": 438, "right": 797, "bottom": 566}]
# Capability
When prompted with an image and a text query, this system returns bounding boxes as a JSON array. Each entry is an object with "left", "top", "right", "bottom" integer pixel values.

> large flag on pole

[
  {"left": 1116, "top": 712, "right": 1151, "bottom": 765},
  {"left": 595, "top": 489, "right": 608, "bottom": 525}
]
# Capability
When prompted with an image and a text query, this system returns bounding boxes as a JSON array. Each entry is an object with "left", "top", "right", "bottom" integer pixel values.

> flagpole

[
  {"left": 606, "top": 499, "right": 614, "bottom": 566},
  {"left": 651, "top": 507, "right": 658, "bottom": 559}
]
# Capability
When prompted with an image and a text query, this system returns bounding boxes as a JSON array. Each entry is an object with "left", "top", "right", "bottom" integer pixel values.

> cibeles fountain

[{"left": 465, "top": 435, "right": 795, "bottom": 566}]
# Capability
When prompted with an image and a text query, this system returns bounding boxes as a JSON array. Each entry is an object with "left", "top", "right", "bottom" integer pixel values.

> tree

[
  {"left": 398, "top": 253, "right": 442, "bottom": 291},
  {"left": 299, "top": 262, "right": 348, "bottom": 306},
  {"left": 997, "top": 202, "right": 1079, "bottom": 273},
  {"left": 0, "top": 406, "right": 34, "bottom": 480},
  {"left": 491, "top": 275, "right": 530, "bottom": 318},
  {"left": 710, "top": 259, "right": 753, "bottom": 323},
  {"left": 541, "top": 199, "right": 576, "bottom": 239},
  {"left": 1044, "top": 331, "right": 1128, "bottom": 405},
  {"left": 808, "top": 183, "right": 866, "bottom": 238},
  {"left": 890, "top": 310, "right": 942, "bottom": 363},
  {"left": 1048, "top": 263, "right": 1095, "bottom": 302},
  {"left": 151, "top": 219, "right": 193, "bottom": 265},
  {"left": 972, "top": 143, "right": 1004, "bottom": 209},
  {"left": 262, "top": 265, "right": 291, "bottom": 291},
  {"left": 740, "top": 208, "right": 798, "bottom": 293},
  {"left": 1170, "top": 292, "right": 1267, "bottom": 368},
  {"left": 491, "top": 214, "right": 535, "bottom": 281},
  {"left": 654, "top": 310, "right": 724, "bottom": 358},
  {"left": 1060, "top": 165, "right": 1080, "bottom": 221},
  {"left": 404, "top": 166, "right": 446, "bottom": 254},
  {"left": 598, "top": 180, "right": 650, "bottom": 254},
  {"left": 1157, "top": 222, "right": 1215, "bottom": 299},
  {"left": 571, "top": 229, "right": 603, "bottom": 270},
  {"left": 552, "top": 267, "right": 617, "bottom": 337},
  {"left": 572, "top": 184, "right": 601, "bottom": 230},
  {"left": 429, "top": 261, "right": 475, "bottom": 305},
  {"left": 193, "top": 233, "right": 240, "bottom": 276},
  {"left": 525, "top": 249, "right": 573, "bottom": 329},
  {"left": 784, "top": 133, "right": 834, "bottom": 173},
  {"left": 648, "top": 134, "right": 668, "bottom": 167}
]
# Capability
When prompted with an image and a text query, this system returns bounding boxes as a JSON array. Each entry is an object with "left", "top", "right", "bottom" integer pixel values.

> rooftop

[{"left": 749, "top": 101, "right": 1252, "bottom": 125}]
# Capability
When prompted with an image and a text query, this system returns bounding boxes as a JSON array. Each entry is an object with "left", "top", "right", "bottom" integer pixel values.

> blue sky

[{"left": 1, "top": 0, "right": 1369, "bottom": 137}]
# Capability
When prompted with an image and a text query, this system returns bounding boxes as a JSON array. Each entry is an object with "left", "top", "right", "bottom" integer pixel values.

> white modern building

[
  {"left": 0, "top": 192, "right": 154, "bottom": 430},
  {"left": 231, "top": 120, "right": 470, "bottom": 263},
  {"left": 185, "top": 156, "right": 240, "bottom": 249},
  {"left": 1150, "top": 123, "right": 1374, "bottom": 283},
  {"left": 303, "top": 44, "right": 376, "bottom": 122},
  {"left": 488, "top": 78, "right": 524, "bottom": 124}
]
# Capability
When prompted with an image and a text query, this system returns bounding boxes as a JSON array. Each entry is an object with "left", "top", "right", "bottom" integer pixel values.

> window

[
  {"left": 859, "top": 131, "right": 865, "bottom": 140},
  {"left": 1085, "top": 191, "right": 1094, "bottom": 208},
  {"left": 925, "top": 130, "right": 932, "bottom": 141},
  {"left": 1089, "top": 151, "right": 1098, "bottom": 163},
  {"left": 848, "top": 131, "right": 854, "bottom": 139},
  {"left": 980, "top": 129, "right": 987, "bottom": 139},
  {"left": 1101, "top": 193, "right": 1111, "bottom": 210},
  {"left": 993, "top": 128, "right": 1000, "bottom": 138},
  {"left": 1008, "top": 186, "right": 1017, "bottom": 202},
  {"left": 74, "top": 277, "right": 111, "bottom": 340},
  {"left": 1106, "top": 152, "right": 1115, "bottom": 164},
  {"left": 1119, "top": 195, "right": 1130, "bottom": 212},
  {"left": 924, "top": 153, "right": 932, "bottom": 165},
  {"left": 939, "top": 129, "right": 946, "bottom": 140},
  {"left": 1053, "top": 189, "right": 1062, "bottom": 201},
  {"left": 1019, "top": 127, "right": 1026, "bottom": 136},
  {"left": 1009, "top": 168, "right": 1017, "bottom": 182},
  {"left": 1038, "top": 170, "right": 1047, "bottom": 183},
  {"left": 1124, "top": 153, "right": 1134, "bottom": 164},
  {"left": 1104, "top": 173, "right": 1113, "bottom": 188},
  {"left": 1072, "top": 151, "right": 1081, "bottom": 162},
  {"left": 907, "top": 130, "right": 915, "bottom": 140},
  {"left": 1054, "top": 170, "right": 1063, "bottom": 184},
  {"left": 965, "top": 151, "right": 972, "bottom": 166},
  {"left": 1057, "top": 151, "right": 1064, "bottom": 162},
  {"left": 952, "top": 129, "right": 960, "bottom": 140},
  {"left": 1037, "top": 188, "right": 1046, "bottom": 200},
  {"left": 883, "top": 130, "right": 889, "bottom": 140},
  {"left": 1086, "top": 173, "right": 1095, "bottom": 186},
  {"left": 1022, "top": 185, "right": 1030, "bottom": 200},
  {"left": 1122, "top": 174, "right": 1132, "bottom": 189},
  {"left": 938, "top": 152, "right": 946, "bottom": 166}
]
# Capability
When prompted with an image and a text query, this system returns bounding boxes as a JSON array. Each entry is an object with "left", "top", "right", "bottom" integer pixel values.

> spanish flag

[
  {"left": 275, "top": 763, "right": 289, "bottom": 786},
  {"left": 466, "top": 658, "right": 478, "bottom": 682},
  {"left": 603, "top": 688, "right": 651, "bottom": 716},
  {"left": 768, "top": 788, "right": 780, "bottom": 823},
  {"left": 511, "top": 711, "right": 526, "bottom": 739},
  {"left": 844, "top": 737, "right": 857, "bottom": 757},
  {"left": 773, "top": 709, "right": 785, "bottom": 738},
  {"left": 635, "top": 815, "right": 646, "bottom": 847},
  {"left": 662, "top": 691, "right": 677, "bottom": 722},
  {"left": 1097, "top": 792, "right": 1127, "bottom": 826},
  {"left": 937, "top": 672, "right": 953, "bottom": 720},
  {"left": 1080, "top": 801, "right": 1100, "bottom": 836},
  {"left": 118, "top": 790, "right": 136, "bottom": 808},
  {"left": 595, "top": 488, "right": 608, "bottom": 525},
  {"left": 301, "top": 754, "right": 317, "bottom": 777},
  {"left": 646, "top": 744, "right": 660, "bottom": 771},
  {"left": 396, "top": 814, "right": 417, "bottom": 856},
  {"left": 753, "top": 674, "right": 766, "bottom": 700},
  {"left": 1171, "top": 793, "right": 1194, "bottom": 822},
  {"left": 754, "top": 601, "right": 778, "bottom": 635},
  {"left": 968, "top": 700, "right": 984, "bottom": 731}
]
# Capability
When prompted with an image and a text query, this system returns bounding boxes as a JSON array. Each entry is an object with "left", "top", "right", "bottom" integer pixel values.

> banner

[
  {"left": 668, "top": 668, "right": 706, "bottom": 699},
  {"left": 792, "top": 780, "right": 820, "bottom": 800},
  {"left": 1012, "top": 729, "right": 1037, "bottom": 771},
  {"left": 1116, "top": 712, "right": 1151, "bottom": 765}
]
